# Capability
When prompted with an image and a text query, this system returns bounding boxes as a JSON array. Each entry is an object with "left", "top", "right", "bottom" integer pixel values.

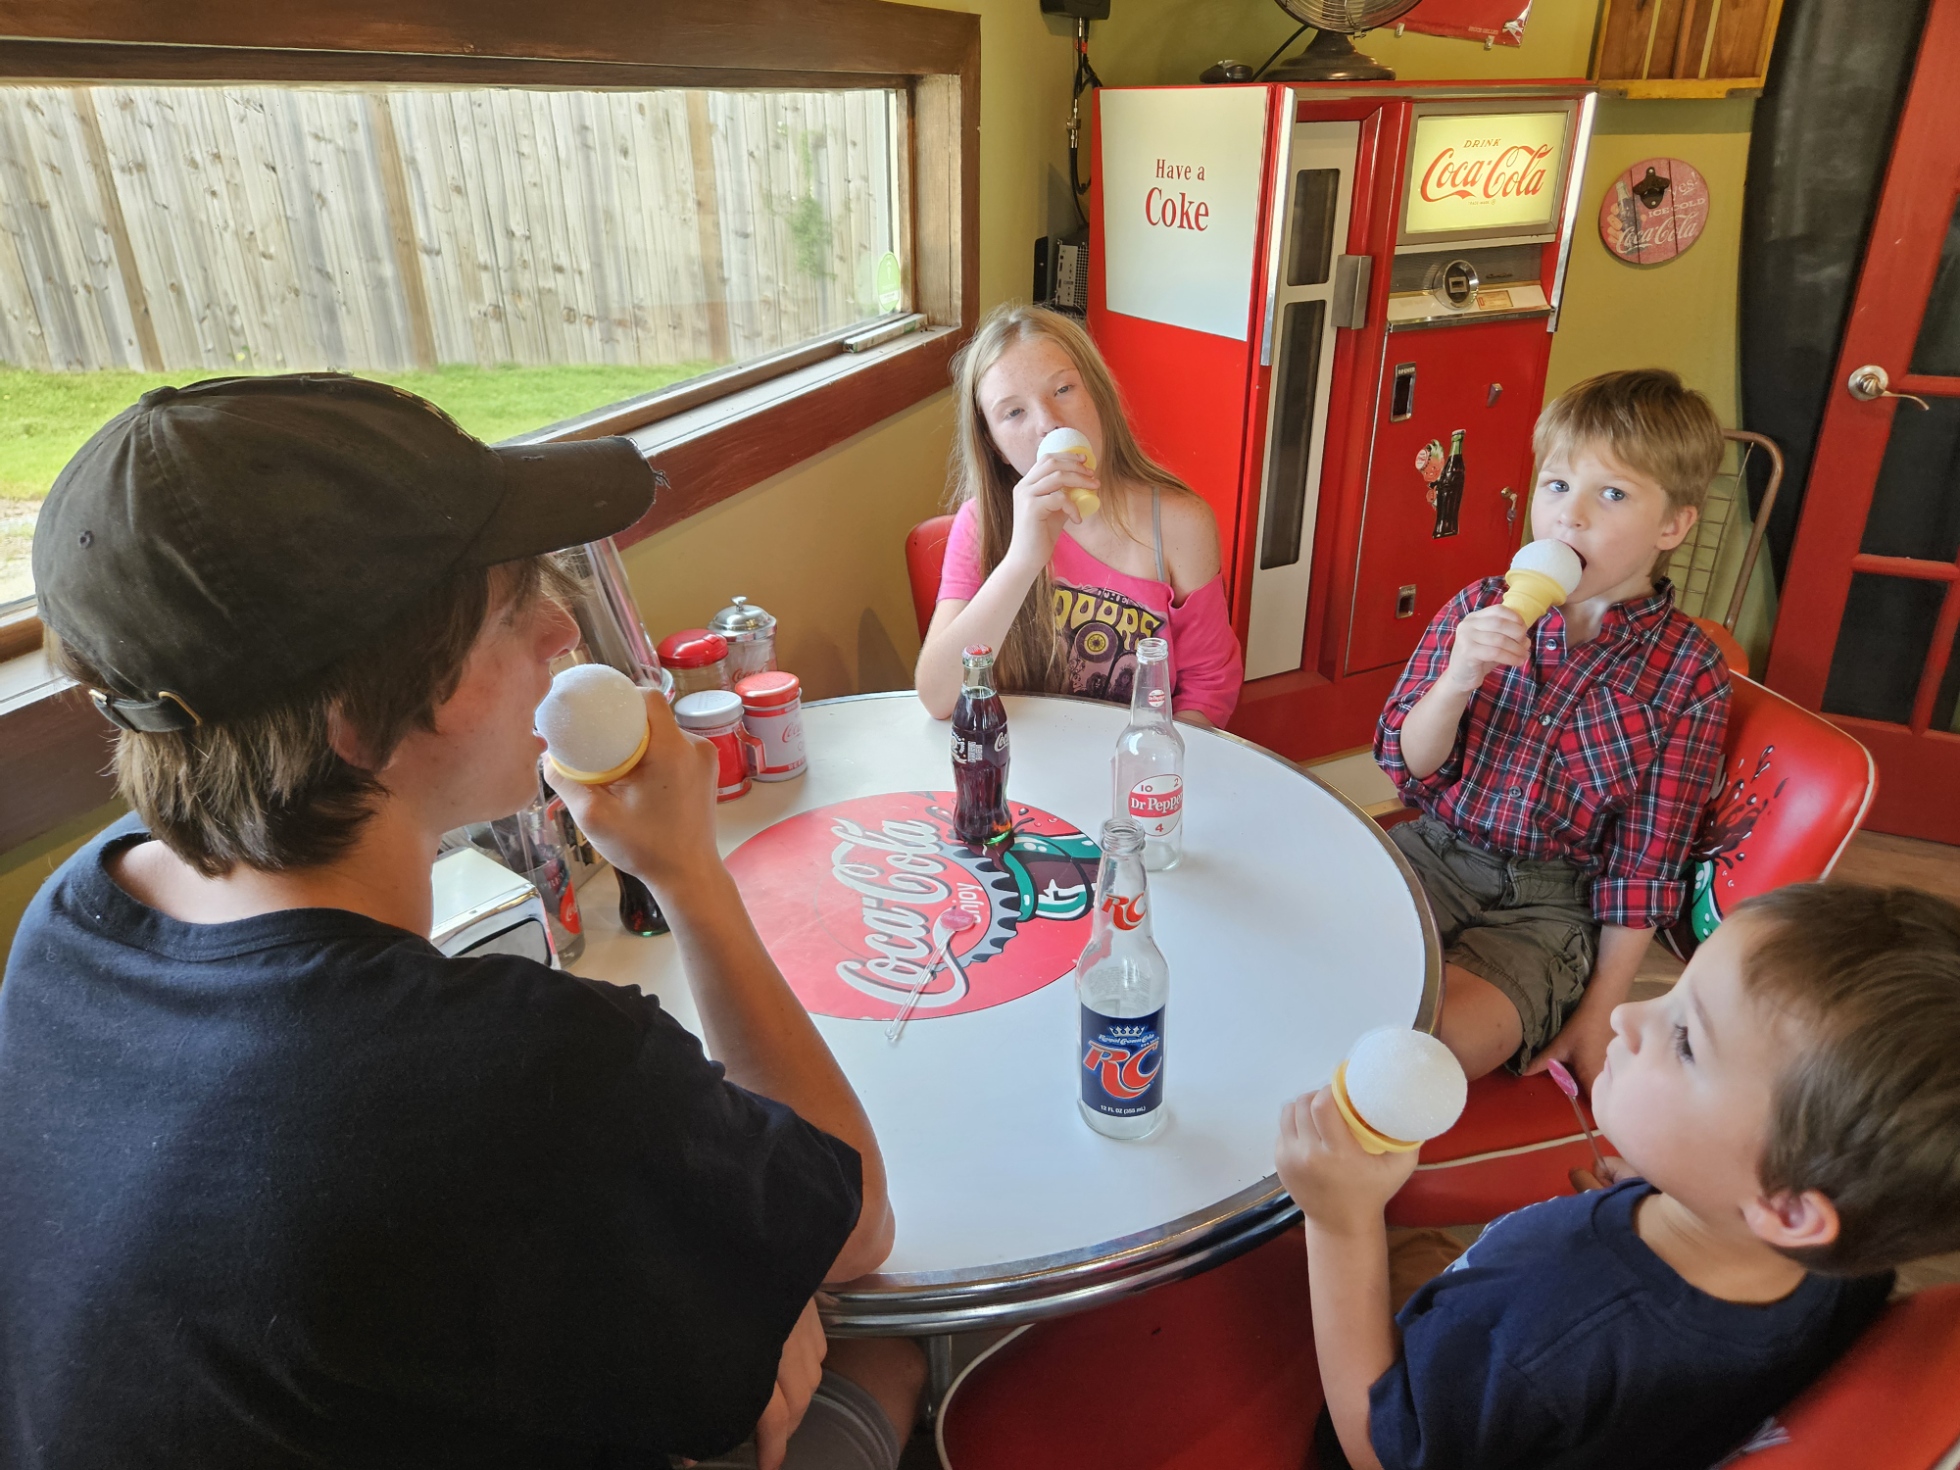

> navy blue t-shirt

[
  {"left": 1353, "top": 1180, "right": 1891, "bottom": 1470},
  {"left": 0, "top": 817, "right": 863, "bottom": 1469}
]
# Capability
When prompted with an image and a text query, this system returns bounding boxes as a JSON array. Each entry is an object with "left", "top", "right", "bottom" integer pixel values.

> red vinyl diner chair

[
  {"left": 1386, "top": 672, "right": 1876, "bottom": 1228},
  {"left": 936, "top": 1229, "right": 1324, "bottom": 1470},
  {"left": 906, "top": 514, "right": 955, "bottom": 641},
  {"left": 1721, "top": 1285, "right": 1960, "bottom": 1469},
  {"left": 937, "top": 1263, "right": 1960, "bottom": 1470}
]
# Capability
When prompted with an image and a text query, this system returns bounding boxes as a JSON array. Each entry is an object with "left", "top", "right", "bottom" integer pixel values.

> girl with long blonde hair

[{"left": 915, "top": 304, "right": 1242, "bottom": 726}]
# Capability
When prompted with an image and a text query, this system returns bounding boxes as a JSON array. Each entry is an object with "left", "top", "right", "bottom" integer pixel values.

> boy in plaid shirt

[{"left": 1375, "top": 370, "right": 1731, "bottom": 1089}]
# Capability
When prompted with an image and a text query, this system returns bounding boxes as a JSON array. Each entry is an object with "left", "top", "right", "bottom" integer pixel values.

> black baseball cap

[{"left": 33, "top": 374, "right": 658, "bottom": 733}]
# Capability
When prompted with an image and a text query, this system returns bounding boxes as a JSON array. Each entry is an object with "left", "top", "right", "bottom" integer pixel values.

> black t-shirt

[
  {"left": 1354, "top": 1179, "right": 1892, "bottom": 1470},
  {"left": 0, "top": 817, "right": 862, "bottom": 1468}
]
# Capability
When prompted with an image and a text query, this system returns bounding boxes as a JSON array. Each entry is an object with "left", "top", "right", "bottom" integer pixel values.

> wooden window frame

[{"left": 0, "top": 0, "right": 979, "bottom": 853}]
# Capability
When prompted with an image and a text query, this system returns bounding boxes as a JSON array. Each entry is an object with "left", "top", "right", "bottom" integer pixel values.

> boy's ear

[
  {"left": 1655, "top": 502, "right": 1699, "bottom": 554},
  {"left": 1742, "top": 1188, "right": 1840, "bottom": 1254},
  {"left": 327, "top": 704, "right": 380, "bottom": 772}
]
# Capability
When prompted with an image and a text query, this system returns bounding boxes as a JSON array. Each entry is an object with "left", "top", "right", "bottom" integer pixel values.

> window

[{"left": 0, "top": 80, "right": 914, "bottom": 610}]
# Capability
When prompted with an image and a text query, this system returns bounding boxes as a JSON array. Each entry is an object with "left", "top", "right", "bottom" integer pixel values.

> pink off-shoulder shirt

[{"left": 936, "top": 497, "right": 1244, "bottom": 726}]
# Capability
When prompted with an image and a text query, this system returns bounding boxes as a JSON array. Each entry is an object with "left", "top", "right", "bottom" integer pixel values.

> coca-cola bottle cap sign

[{"left": 1598, "top": 156, "right": 1710, "bottom": 266}]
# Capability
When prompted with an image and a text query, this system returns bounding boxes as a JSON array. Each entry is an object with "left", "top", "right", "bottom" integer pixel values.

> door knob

[
  {"left": 1498, "top": 486, "right": 1518, "bottom": 525},
  {"left": 1847, "top": 364, "right": 1930, "bottom": 410}
]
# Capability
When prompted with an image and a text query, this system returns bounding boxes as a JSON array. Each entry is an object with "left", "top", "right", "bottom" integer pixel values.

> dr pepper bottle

[{"left": 952, "top": 644, "right": 1012, "bottom": 848}]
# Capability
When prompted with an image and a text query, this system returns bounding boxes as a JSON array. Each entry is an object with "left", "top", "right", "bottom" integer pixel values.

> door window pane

[
  {"left": 1286, "top": 169, "right": 1339, "bottom": 288},
  {"left": 1260, "top": 299, "right": 1327, "bottom": 570},
  {"left": 0, "top": 82, "right": 906, "bottom": 609},
  {"left": 1822, "top": 572, "right": 1947, "bottom": 724},
  {"left": 1908, "top": 194, "right": 1960, "bottom": 378},
  {"left": 1858, "top": 394, "right": 1960, "bottom": 563}
]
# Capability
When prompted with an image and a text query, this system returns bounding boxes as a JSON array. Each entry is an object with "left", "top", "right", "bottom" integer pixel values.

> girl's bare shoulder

[{"left": 1156, "top": 484, "right": 1221, "bottom": 594}]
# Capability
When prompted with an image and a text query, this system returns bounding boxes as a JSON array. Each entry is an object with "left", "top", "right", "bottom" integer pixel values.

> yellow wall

[{"left": 2, "top": 0, "right": 1772, "bottom": 947}]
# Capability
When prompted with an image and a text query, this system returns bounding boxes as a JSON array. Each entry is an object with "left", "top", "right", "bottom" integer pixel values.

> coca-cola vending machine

[{"left": 1090, "top": 83, "right": 1595, "bottom": 761}]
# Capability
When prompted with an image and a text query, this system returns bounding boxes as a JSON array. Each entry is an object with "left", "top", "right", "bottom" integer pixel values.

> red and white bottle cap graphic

[
  {"left": 725, "top": 791, "right": 1102, "bottom": 1021},
  {"left": 1127, "top": 774, "right": 1184, "bottom": 836}
]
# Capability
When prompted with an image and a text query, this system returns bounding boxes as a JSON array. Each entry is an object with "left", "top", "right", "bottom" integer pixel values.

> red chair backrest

[
  {"left": 1727, "top": 1286, "right": 1960, "bottom": 1468},
  {"left": 905, "top": 514, "right": 954, "bottom": 641},
  {"left": 1661, "top": 673, "right": 1876, "bottom": 959}
]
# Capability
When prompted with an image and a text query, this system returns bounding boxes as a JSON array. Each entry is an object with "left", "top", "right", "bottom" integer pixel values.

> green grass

[
  {"left": 0, "top": 361, "right": 714, "bottom": 607},
  {"left": 0, "top": 361, "right": 714, "bottom": 501}
]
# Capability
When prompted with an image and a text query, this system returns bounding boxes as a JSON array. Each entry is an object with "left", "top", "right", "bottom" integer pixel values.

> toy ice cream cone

[
  {"left": 1501, "top": 540, "right": 1584, "bottom": 625},
  {"left": 547, "top": 726, "right": 649, "bottom": 787},
  {"left": 1038, "top": 426, "right": 1100, "bottom": 518},
  {"left": 537, "top": 664, "right": 652, "bottom": 786},
  {"left": 1332, "top": 1061, "right": 1421, "bottom": 1155},
  {"left": 1329, "top": 1028, "right": 1469, "bottom": 1156}
]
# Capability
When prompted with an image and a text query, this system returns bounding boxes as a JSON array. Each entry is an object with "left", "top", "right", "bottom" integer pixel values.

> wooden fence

[{"left": 0, "top": 83, "right": 902, "bottom": 374}]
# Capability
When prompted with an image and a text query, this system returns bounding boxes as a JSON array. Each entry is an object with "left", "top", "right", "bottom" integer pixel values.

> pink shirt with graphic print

[{"left": 936, "top": 499, "right": 1243, "bottom": 726}]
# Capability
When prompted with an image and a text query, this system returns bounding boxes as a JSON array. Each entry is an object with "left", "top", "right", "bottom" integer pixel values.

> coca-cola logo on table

[
  {"left": 725, "top": 792, "right": 1102, "bottom": 1022},
  {"left": 1402, "top": 110, "right": 1568, "bottom": 238}
]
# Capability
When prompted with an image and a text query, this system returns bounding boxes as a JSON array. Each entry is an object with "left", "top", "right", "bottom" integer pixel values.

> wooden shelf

[{"left": 1590, "top": 0, "right": 1786, "bottom": 100}]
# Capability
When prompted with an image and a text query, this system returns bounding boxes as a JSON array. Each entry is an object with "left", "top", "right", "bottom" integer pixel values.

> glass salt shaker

[
  {"left": 657, "top": 629, "right": 733, "bottom": 699},
  {"left": 709, "top": 595, "right": 778, "bottom": 684}
]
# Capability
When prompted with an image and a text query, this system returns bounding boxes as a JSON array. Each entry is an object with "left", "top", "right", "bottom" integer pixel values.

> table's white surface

[{"left": 575, "top": 693, "right": 1436, "bottom": 1285}]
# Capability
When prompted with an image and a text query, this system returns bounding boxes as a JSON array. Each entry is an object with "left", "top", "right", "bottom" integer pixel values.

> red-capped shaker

[{"left": 736, "top": 671, "right": 806, "bottom": 782}]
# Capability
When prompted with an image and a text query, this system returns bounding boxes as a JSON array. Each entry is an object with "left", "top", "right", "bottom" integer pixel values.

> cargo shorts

[{"left": 1389, "top": 814, "right": 1598, "bottom": 1071}]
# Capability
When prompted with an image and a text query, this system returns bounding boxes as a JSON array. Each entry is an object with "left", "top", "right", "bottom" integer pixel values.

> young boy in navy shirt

[
  {"left": 1279, "top": 882, "right": 1960, "bottom": 1470},
  {"left": 1375, "top": 370, "right": 1731, "bottom": 1088}
]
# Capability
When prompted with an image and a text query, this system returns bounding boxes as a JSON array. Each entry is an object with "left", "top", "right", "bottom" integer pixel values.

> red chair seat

[
  {"left": 1388, "top": 1072, "right": 1614, "bottom": 1228},
  {"left": 937, "top": 1229, "right": 1323, "bottom": 1470}
]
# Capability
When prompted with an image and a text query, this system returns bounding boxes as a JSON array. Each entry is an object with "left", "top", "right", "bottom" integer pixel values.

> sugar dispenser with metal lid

[{"left": 709, "top": 595, "right": 778, "bottom": 683}]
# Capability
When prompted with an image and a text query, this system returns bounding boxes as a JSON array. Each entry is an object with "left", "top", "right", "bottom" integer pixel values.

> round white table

[{"left": 575, "top": 693, "right": 1440, "bottom": 1336}]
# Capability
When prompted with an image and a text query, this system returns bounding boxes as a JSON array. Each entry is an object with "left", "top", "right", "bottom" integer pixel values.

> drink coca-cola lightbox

[{"left": 1398, "top": 105, "right": 1576, "bottom": 246}]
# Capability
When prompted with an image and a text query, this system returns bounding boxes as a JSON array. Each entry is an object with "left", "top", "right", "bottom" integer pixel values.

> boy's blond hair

[{"left": 1533, "top": 369, "right": 1726, "bottom": 516}]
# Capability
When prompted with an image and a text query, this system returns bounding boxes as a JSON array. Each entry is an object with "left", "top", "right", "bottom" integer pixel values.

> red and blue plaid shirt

[{"left": 1375, "top": 578, "right": 1731, "bottom": 929}]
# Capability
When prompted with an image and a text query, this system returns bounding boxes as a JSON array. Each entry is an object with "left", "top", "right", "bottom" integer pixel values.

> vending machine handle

[
  {"left": 1332, "top": 255, "right": 1372, "bottom": 331},
  {"left": 1258, "top": 87, "right": 1296, "bottom": 370}
]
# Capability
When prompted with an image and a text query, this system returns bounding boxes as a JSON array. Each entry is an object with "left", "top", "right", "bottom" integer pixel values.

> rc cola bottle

[
  {"left": 1112, "top": 636, "right": 1184, "bottom": 871},
  {"left": 952, "top": 644, "right": 1013, "bottom": 849},
  {"left": 1075, "top": 818, "right": 1169, "bottom": 1140}
]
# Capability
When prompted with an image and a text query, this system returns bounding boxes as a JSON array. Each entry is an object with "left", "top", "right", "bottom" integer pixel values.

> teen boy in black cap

[{"left": 0, "top": 376, "right": 919, "bottom": 1468}]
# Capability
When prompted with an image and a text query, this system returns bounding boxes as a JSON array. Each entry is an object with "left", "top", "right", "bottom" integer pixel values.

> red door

[
  {"left": 1766, "top": 0, "right": 1960, "bottom": 842},
  {"left": 1344, "top": 317, "right": 1547, "bottom": 675}
]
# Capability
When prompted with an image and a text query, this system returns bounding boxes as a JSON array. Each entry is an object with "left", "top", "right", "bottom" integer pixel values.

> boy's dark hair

[
  {"left": 1534, "top": 368, "right": 1726, "bottom": 516},
  {"left": 50, "top": 556, "right": 561, "bottom": 877},
  {"left": 1738, "top": 882, "right": 1960, "bottom": 1276}
]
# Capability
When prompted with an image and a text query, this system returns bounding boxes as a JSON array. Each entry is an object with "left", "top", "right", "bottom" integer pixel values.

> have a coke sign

[
  {"left": 1100, "top": 87, "right": 1269, "bottom": 341},
  {"left": 1402, "top": 110, "right": 1569, "bottom": 240}
]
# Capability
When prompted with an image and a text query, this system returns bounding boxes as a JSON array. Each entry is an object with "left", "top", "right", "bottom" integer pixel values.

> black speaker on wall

[{"left": 1739, "top": 0, "right": 1933, "bottom": 581}]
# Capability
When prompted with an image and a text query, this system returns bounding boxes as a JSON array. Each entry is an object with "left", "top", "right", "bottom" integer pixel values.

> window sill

[
  {"left": 616, "top": 324, "right": 960, "bottom": 541},
  {"left": 0, "top": 324, "right": 961, "bottom": 853}
]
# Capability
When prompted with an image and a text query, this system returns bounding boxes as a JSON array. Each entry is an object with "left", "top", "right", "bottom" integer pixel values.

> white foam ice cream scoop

[
  {"left": 1501, "top": 539, "right": 1585, "bottom": 625},
  {"left": 1037, "top": 426, "right": 1101, "bottom": 519},
  {"left": 1330, "top": 1026, "right": 1469, "bottom": 1155},
  {"left": 536, "top": 663, "right": 650, "bottom": 785}
]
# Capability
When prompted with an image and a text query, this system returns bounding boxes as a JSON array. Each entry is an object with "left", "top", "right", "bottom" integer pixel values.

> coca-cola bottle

[
  {"left": 1431, "top": 427, "right": 1465, "bottom": 539},
  {"left": 952, "top": 644, "right": 1012, "bottom": 849},
  {"left": 1112, "top": 636, "right": 1185, "bottom": 871},
  {"left": 616, "top": 871, "right": 669, "bottom": 936},
  {"left": 1075, "top": 818, "right": 1169, "bottom": 1140}
]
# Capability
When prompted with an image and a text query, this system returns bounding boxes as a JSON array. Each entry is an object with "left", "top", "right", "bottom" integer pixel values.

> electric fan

[{"left": 1266, "top": 0, "right": 1424, "bottom": 82}]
